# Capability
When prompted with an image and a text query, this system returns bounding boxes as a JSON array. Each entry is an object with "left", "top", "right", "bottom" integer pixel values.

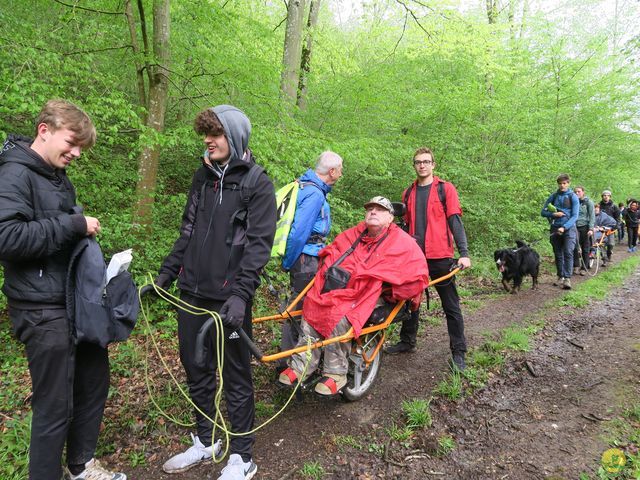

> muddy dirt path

[{"left": 125, "top": 245, "right": 639, "bottom": 479}]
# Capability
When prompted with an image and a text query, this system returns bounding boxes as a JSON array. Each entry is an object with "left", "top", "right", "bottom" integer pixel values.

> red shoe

[
  {"left": 314, "top": 374, "right": 347, "bottom": 396},
  {"left": 278, "top": 367, "right": 300, "bottom": 386}
]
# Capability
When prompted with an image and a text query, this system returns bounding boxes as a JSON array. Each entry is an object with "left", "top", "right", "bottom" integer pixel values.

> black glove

[
  {"left": 155, "top": 273, "right": 173, "bottom": 290},
  {"left": 220, "top": 295, "right": 246, "bottom": 331}
]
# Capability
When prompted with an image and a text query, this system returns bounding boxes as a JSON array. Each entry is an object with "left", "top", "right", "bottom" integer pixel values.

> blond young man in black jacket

[{"left": 0, "top": 100, "right": 126, "bottom": 480}]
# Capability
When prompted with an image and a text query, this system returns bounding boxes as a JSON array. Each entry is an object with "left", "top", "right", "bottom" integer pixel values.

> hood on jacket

[
  {"left": 300, "top": 168, "right": 331, "bottom": 195},
  {"left": 0, "top": 134, "right": 56, "bottom": 178},
  {"left": 210, "top": 105, "right": 251, "bottom": 163}
]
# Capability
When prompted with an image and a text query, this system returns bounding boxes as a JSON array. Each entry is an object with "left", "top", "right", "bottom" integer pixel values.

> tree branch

[
  {"left": 273, "top": 15, "right": 288, "bottom": 32},
  {"left": 137, "top": 0, "right": 152, "bottom": 87},
  {"left": 62, "top": 45, "right": 133, "bottom": 56},
  {"left": 387, "top": 9, "right": 408, "bottom": 58},
  {"left": 395, "top": 0, "right": 432, "bottom": 39},
  {"left": 52, "top": 0, "right": 123, "bottom": 15}
]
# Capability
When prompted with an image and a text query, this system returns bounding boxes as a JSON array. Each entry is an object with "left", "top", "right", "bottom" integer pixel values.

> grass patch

[
  {"left": 560, "top": 255, "right": 640, "bottom": 308},
  {"left": 434, "top": 371, "right": 463, "bottom": 400},
  {"left": 469, "top": 348, "right": 504, "bottom": 369},
  {"left": 255, "top": 400, "right": 276, "bottom": 419},
  {"left": 367, "top": 442, "right": 385, "bottom": 456},
  {"left": 583, "top": 402, "right": 640, "bottom": 479},
  {"left": 386, "top": 422, "right": 414, "bottom": 442},
  {"left": 500, "top": 325, "right": 531, "bottom": 352},
  {"left": 424, "top": 313, "right": 442, "bottom": 327},
  {"left": 437, "top": 434, "right": 456, "bottom": 456},
  {"left": 0, "top": 413, "right": 30, "bottom": 480},
  {"left": 333, "top": 434, "right": 363, "bottom": 450},
  {"left": 299, "top": 461, "right": 325, "bottom": 479},
  {"left": 461, "top": 365, "right": 489, "bottom": 389},
  {"left": 402, "top": 398, "right": 433, "bottom": 429},
  {"left": 460, "top": 298, "right": 484, "bottom": 312}
]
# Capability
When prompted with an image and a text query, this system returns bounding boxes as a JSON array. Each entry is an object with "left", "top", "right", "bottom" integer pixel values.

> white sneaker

[
  {"left": 162, "top": 433, "right": 222, "bottom": 474},
  {"left": 69, "top": 459, "right": 127, "bottom": 480},
  {"left": 218, "top": 453, "right": 258, "bottom": 480}
]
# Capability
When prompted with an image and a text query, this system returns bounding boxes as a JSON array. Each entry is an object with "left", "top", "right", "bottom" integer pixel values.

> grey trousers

[{"left": 289, "top": 316, "right": 351, "bottom": 377}]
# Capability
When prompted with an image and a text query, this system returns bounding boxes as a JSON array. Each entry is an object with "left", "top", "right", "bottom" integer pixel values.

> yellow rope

[{"left": 138, "top": 274, "right": 312, "bottom": 463}]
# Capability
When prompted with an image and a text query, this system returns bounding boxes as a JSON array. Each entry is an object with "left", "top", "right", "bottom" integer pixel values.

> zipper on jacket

[{"left": 194, "top": 179, "right": 221, "bottom": 294}]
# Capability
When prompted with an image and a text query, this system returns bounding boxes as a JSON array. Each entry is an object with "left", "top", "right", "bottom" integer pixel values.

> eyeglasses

[{"left": 413, "top": 160, "right": 434, "bottom": 166}]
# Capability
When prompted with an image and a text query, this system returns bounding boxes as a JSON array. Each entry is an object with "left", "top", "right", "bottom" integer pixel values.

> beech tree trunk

[
  {"left": 280, "top": 0, "right": 306, "bottom": 106},
  {"left": 133, "top": 0, "right": 170, "bottom": 231},
  {"left": 297, "top": 0, "right": 321, "bottom": 111},
  {"left": 486, "top": 0, "right": 498, "bottom": 24}
]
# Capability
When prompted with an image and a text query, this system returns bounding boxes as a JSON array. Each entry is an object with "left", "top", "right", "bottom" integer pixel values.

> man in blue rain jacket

[{"left": 278, "top": 151, "right": 343, "bottom": 368}]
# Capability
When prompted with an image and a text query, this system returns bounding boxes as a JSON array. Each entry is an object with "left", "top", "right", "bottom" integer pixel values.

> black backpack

[
  {"left": 66, "top": 238, "right": 140, "bottom": 348},
  {"left": 225, "top": 163, "right": 265, "bottom": 245}
]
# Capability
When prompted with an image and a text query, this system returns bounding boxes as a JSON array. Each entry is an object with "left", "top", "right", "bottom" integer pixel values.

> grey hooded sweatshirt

[{"left": 159, "top": 106, "right": 277, "bottom": 301}]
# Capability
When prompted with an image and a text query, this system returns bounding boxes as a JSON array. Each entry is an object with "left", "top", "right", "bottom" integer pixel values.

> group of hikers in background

[
  {"left": 541, "top": 173, "right": 640, "bottom": 291},
  {"left": 0, "top": 100, "right": 471, "bottom": 480}
]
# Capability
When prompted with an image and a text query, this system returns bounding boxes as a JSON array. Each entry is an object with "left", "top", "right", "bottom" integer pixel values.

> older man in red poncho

[{"left": 279, "top": 196, "right": 429, "bottom": 396}]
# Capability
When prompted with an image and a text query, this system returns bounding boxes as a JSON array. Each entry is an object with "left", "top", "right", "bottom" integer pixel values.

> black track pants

[
  {"left": 177, "top": 292, "right": 255, "bottom": 460},
  {"left": 399, "top": 258, "right": 467, "bottom": 353}
]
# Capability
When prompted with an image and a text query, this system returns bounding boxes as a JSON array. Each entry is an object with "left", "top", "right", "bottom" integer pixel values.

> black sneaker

[
  {"left": 383, "top": 341, "right": 416, "bottom": 354},
  {"left": 450, "top": 352, "right": 466, "bottom": 372}
]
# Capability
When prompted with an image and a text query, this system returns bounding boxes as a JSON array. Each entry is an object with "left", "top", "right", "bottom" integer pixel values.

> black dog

[{"left": 494, "top": 240, "right": 540, "bottom": 293}]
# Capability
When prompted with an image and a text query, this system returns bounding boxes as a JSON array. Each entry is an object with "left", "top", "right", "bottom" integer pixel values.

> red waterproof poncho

[{"left": 302, "top": 222, "right": 429, "bottom": 338}]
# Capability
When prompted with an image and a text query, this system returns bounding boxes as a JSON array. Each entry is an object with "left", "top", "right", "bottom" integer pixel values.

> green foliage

[
  {"left": 367, "top": 442, "right": 385, "bottom": 456},
  {"left": 470, "top": 347, "right": 505, "bottom": 369},
  {"left": 0, "top": 413, "right": 30, "bottom": 480},
  {"left": 0, "top": 1, "right": 639, "bottom": 476}
]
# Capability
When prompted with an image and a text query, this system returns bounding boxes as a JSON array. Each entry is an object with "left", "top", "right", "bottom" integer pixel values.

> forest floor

[{"left": 110, "top": 242, "right": 640, "bottom": 480}]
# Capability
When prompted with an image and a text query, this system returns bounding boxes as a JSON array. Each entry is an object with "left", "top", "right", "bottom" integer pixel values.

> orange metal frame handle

[
  {"left": 252, "top": 268, "right": 461, "bottom": 364},
  {"left": 593, "top": 228, "right": 616, "bottom": 247}
]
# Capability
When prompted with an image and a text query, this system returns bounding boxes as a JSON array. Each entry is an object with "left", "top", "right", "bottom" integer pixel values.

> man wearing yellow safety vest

[{"left": 277, "top": 151, "right": 343, "bottom": 371}]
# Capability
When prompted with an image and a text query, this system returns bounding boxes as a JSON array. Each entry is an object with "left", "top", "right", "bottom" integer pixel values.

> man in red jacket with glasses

[{"left": 384, "top": 147, "right": 471, "bottom": 372}]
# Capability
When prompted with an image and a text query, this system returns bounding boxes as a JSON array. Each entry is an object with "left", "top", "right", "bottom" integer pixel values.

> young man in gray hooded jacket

[{"left": 157, "top": 105, "right": 276, "bottom": 479}]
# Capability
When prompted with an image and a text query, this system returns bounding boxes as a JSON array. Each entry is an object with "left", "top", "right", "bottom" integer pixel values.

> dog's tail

[{"left": 515, "top": 240, "right": 528, "bottom": 248}]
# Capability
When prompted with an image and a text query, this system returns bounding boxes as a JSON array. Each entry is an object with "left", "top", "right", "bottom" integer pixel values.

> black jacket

[
  {"left": 599, "top": 200, "right": 620, "bottom": 222},
  {"left": 0, "top": 135, "right": 87, "bottom": 305},
  {"left": 159, "top": 153, "right": 276, "bottom": 302}
]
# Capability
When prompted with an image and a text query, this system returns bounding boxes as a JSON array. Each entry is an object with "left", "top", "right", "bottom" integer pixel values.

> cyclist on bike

[{"left": 593, "top": 203, "right": 617, "bottom": 267}]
